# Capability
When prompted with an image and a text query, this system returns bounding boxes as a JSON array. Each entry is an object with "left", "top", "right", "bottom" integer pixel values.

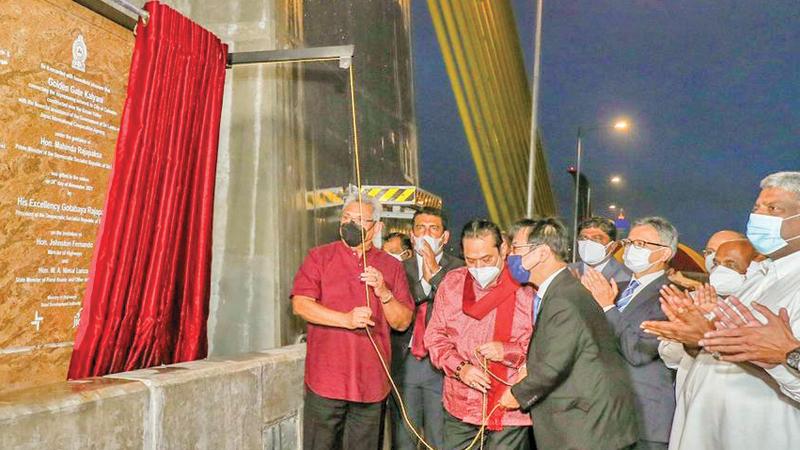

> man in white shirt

[
  {"left": 701, "top": 230, "right": 747, "bottom": 272},
  {"left": 664, "top": 171, "right": 800, "bottom": 449},
  {"left": 700, "top": 296, "right": 800, "bottom": 391},
  {"left": 655, "top": 237, "right": 759, "bottom": 393}
]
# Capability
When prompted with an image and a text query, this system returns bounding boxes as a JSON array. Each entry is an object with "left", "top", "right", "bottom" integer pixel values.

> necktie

[
  {"left": 616, "top": 279, "right": 640, "bottom": 311},
  {"left": 410, "top": 303, "right": 429, "bottom": 359},
  {"left": 532, "top": 293, "right": 542, "bottom": 325}
]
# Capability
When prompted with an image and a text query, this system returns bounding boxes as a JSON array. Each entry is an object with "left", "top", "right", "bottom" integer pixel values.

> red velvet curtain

[{"left": 68, "top": 1, "right": 228, "bottom": 379}]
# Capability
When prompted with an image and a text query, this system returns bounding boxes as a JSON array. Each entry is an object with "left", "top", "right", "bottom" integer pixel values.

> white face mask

[
  {"left": 468, "top": 266, "right": 501, "bottom": 288},
  {"left": 623, "top": 245, "right": 655, "bottom": 273},
  {"left": 578, "top": 240, "right": 609, "bottom": 266},
  {"left": 746, "top": 212, "right": 800, "bottom": 255},
  {"left": 709, "top": 265, "right": 746, "bottom": 296},
  {"left": 415, "top": 235, "right": 442, "bottom": 254},
  {"left": 745, "top": 260, "right": 762, "bottom": 278},
  {"left": 704, "top": 252, "right": 716, "bottom": 273},
  {"left": 388, "top": 252, "right": 405, "bottom": 262}
]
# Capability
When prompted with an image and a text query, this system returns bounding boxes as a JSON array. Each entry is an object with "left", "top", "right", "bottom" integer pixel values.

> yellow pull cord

[
  {"left": 349, "top": 64, "right": 436, "bottom": 450},
  {"left": 348, "top": 63, "right": 505, "bottom": 450},
  {"left": 472, "top": 349, "right": 518, "bottom": 387},
  {"left": 481, "top": 357, "right": 487, "bottom": 450}
]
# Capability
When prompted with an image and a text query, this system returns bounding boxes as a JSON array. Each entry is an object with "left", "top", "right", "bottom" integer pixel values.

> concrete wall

[
  {"left": 0, "top": 345, "right": 306, "bottom": 450},
  {"left": 128, "top": 0, "right": 418, "bottom": 355}
]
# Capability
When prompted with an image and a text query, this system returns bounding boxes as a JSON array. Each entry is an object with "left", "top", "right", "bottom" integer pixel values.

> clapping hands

[{"left": 641, "top": 284, "right": 718, "bottom": 348}]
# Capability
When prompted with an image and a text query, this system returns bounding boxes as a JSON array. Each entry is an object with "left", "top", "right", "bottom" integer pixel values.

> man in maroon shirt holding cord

[{"left": 291, "top": 193, "right": 414, "bottom": 450}]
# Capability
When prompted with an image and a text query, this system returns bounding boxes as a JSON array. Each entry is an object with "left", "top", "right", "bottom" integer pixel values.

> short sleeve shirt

[{"left": 291, "top": 241, "right": 414, "bottom": 403}]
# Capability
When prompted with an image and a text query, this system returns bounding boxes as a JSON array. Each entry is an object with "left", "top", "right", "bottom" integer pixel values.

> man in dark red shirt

[{"left": 292, "top": 194, "right": 414, "bottom": 450}]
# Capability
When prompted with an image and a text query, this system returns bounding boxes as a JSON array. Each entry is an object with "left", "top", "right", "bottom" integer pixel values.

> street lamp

[
  {"left": 572, "top": 119, "right": 630, "bottom": 262},
  {"left": 608, "top": 204, "right": 617, "bottom": 211},
  {"left": 610, "top": 175, "right": 622, "bottom": 184}
]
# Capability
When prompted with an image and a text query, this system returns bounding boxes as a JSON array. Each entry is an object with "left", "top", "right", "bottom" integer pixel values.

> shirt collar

[
  {"left": 767, "top": 250, "right": 800, "bottom": 279},
  {"left": 585, "top": 258, "right": 611, "bottom": 274},
  {"left": 632, "top": 269, "right": 665, "bottom": 288},
  {"left": 537, "top": 267, "right": 567, "bottom": 299}
]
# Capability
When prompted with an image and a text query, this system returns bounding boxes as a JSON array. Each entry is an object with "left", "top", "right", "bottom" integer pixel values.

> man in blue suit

[{"left": 581, "top": 217, "right": 678, "bottom": 450}]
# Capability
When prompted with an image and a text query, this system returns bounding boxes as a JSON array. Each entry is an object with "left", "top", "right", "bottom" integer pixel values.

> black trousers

[
  {"left": 303, "top": 389, "right": 385, "bottom": 450},
  {"left": 390, "top": 354, "right": 446, "bottom": 450},
  {"left": 633, "top": 440, "right": 668, "bottom": 450},
  {"left": 444, "top": 412, "right": 531, "bottom": 450}
]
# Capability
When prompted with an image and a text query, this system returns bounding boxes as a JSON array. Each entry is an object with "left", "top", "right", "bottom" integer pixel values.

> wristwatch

[{"left": 786, "top": 346, "right": 800, "bottom": 371}]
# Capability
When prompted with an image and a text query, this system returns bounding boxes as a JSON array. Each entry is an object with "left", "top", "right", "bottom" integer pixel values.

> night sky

[{"left": 413, "top": 1, "right": 799, "bottom": 250}]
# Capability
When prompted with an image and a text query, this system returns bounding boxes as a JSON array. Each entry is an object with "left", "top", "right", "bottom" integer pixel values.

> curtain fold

[{"left": 68, "top": 1, "right": 227, "bottom": 379}]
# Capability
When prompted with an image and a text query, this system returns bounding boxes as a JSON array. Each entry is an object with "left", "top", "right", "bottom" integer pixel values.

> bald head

[
  {"left": 714, "top": 240, "right": 757, "bottom": 274},
  {"left": 704, "top": 230, "right": 746, "bottom": 253}
]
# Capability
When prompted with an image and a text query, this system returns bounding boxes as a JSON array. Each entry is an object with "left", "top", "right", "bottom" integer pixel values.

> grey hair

[
  {"left": 342, "top": 189, "right": 382, "bottom": 222},
  {"left": 633, "top": 216, "right": 679, "bottom": 256},
  {"left": 761, "top": 171, "right": 800, "bottom": 199},
  {"left": 526, "top": 217, "right": 571, "bottom": 262}
]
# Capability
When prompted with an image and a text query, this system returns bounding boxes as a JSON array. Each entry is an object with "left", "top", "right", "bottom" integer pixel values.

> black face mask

[{"left": 340, "top": 221, "right": 365, "bottom": 247}]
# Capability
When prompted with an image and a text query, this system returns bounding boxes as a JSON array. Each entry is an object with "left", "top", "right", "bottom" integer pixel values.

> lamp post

[
  {"left": 526, "top": 0, "right": 545, "bottom": 217},
  {"left": 571, "top": 120, "right": 629, "bottom": 262}
]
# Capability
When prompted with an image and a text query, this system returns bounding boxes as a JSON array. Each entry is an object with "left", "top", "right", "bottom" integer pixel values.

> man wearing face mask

[
  {"left": 569, "top": 217, "right": 631, "bottom": 282},
  {"left": 383, "top": 232, "right": 414, "bottom": 261},
  {"left": 701, "top": 230, "right": 746, "bottom": 273},
  {"left": 389, "top": 208, "right": 464, "bottom": 450},
  {"left": 291, "top": 194, "right": 414, "bottom": 450},
  {"left": 499, "top": 217, "right": 637, "bottom": 450},
  {"left": 424, "top": 219, "right": 533, "bottom": 449},
  {"left": 707, "top": 239, "right": 758, "bottom": 296},
  {"left": 580, "top": 216, "right": 678, "bottom": 450},
  {"left": 508, "top": 218, "right": 539, "bottom": 286},
  {"left": 655, "top": 239, "right": 758, "bottom": 384},
  {"left": 666, "top": 171, "right": 800, "bottom": 450}
]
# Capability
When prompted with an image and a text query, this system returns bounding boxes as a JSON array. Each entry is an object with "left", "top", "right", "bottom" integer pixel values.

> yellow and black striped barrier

[
  {"left": 304, "top": 187, "right": 345, "bottom": 210},
  {"left": 305, "top": 185, "right": 443, "bottom": 211}
]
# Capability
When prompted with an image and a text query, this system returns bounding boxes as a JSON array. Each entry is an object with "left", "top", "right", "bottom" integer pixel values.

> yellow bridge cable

[{"left": 428, "top": 0, "right": 557, "bottom": 224}]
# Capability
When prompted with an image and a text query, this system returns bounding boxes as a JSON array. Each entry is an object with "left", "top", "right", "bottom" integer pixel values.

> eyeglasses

[
  {"left": 510, "top": 243, "right": 542, "bottom": 256},
  {"left": 620, "top": 239, "right": 670, "bottom": 250},
  {"left": 341, "top": 213, "right": 376, "bottom": 228}
]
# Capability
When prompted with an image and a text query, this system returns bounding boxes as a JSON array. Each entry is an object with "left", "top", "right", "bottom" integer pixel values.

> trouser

[
  {"left": 633, "top": 440, "right": 668, "bottom": 450},
  {"left": 444, "top": 412, "right": 531, "bottom": 450},
  {"left": 390, "top": 354, "right": 446, "bottom": 450},
  {"left": 303, "top": 388, "right": 385, "bottom": 450}
]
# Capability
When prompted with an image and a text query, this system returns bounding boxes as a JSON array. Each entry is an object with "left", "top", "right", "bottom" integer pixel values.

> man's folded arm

[{"left": 511, "top": 300, "right": 581, "bottom": 409}]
